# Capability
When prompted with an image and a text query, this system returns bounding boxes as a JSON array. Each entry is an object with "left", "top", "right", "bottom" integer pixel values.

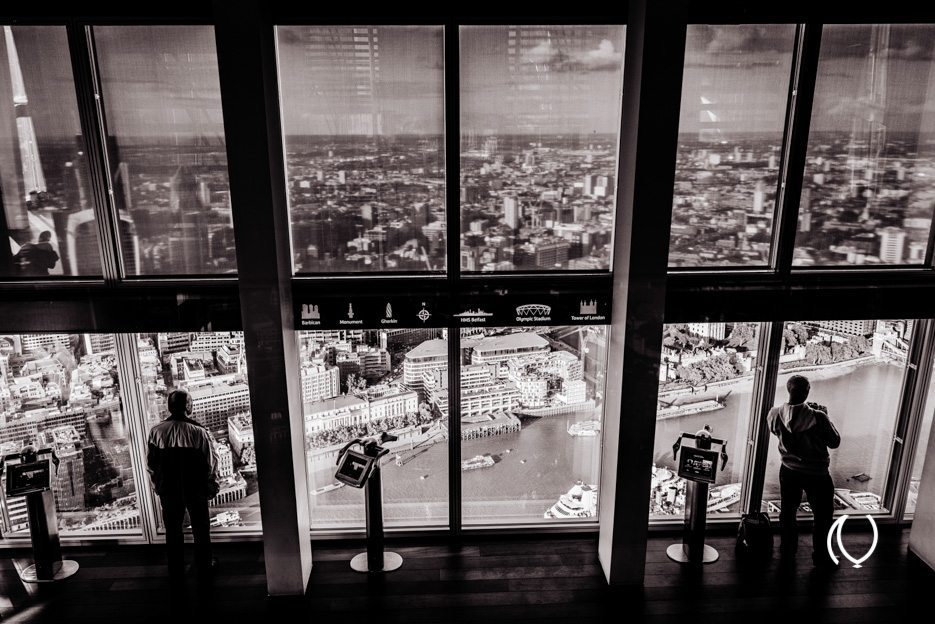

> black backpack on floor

[{"left": 736, "top": 511, "right": 773, "bottom": 558}]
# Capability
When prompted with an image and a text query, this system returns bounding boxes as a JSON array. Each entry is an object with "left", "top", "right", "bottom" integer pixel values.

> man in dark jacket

[
  {"left": 767, "top": 374, "right": 841, "bottom": 566},
  {"left": 147, "top": 389, "right": 220, "bottom": 578}
]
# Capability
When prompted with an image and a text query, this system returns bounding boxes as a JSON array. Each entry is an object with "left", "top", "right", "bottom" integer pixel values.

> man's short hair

[
  {"left": 167, "top": 389, "right": 190, "bottom": 416},
  {"left": 38, "top": 231, "right": 52, "bottom": 242},
  {"left": 787, "top": 375, "right": 810, "bottom": 402}
]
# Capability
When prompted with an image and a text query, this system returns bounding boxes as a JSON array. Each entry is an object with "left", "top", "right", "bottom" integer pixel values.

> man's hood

[{"left": 781, "top": 403, "right": 817, "bottom": 432}]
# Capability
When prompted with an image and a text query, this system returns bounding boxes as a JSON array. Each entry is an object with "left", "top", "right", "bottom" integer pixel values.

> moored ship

[{"left": 544, "top": 481, "right": 598, "bottom": 519}]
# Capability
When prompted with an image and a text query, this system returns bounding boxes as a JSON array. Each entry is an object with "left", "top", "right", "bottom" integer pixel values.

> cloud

[
  {"left": 522, "top": 39, "right": 622, "bottom": 73},
  {"left": 577, "top": 39, "right": 624, "bottom": 71},
  {"left": 820, "top": 26, "right": 935, "bottom": 61},
  {"left": 883, "top": 38, "right": 935, "bottom": 60},
  {"left": 690, "top": 25, "right": 794, "bottom": 56}
]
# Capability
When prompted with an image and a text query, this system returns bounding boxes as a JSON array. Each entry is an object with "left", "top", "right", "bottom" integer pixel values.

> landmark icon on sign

[
  {"left": 580, "top": 300, "right": 597, "bottom": 315},
  {"left": 347, "top": 303, "right": 355, "bottom": 319},
  {"left": 386, "top": 303, "right": 393, "bottom": 319},
  {"left": 516, "top": 304, "right": 551, "bottom": 317},
  {"left": 301, "top": 304, "right": 320, "bottom": 320},
  {"left": 417, "top": 303, "right": 431, "bottom": 323}
]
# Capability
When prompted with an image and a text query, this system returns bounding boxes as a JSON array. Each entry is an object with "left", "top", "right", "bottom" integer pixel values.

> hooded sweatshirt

[{"left": 767, "top": 402, "right": 841, "bottom": 475}]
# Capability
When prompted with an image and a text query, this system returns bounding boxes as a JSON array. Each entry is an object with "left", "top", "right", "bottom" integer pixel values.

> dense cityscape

[
  {"left": 669, "top": 133, "right": 935, "bottom": 268},
  {"left": 285, "top": 136, "right": 446, "bottom": 273},
  {"left": 460, "top": 135, "right": 616, "bottom": 272},
  {"left": 0, "top": 334, "right": 137, "bottom": 534}
]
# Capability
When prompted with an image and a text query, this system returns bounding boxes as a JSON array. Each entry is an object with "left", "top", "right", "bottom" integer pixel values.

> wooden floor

[{"left": 0, "top": 530, "right": 930, "bottom": 623}]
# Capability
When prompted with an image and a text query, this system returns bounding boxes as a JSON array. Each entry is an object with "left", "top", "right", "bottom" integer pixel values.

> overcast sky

[{"left": 4, "top": 24, "right": 935, "bottom": 142}]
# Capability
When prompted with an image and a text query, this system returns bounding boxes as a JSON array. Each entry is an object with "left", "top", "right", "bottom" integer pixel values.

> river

[
  {"left": 307, "top": 359, "right": 907, "bottom": 527},
  {"left": 84, "top": 359, "right": 905, "bottom": 530}
]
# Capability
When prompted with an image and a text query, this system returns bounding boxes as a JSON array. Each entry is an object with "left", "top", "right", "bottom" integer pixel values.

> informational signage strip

[
  {"left": 294, "top": 293, "right": 611, "bottom": 330},
  {"left": 295, "top": 298, "right": 446, "bottom": 330},
  {"left": 454, "top": 294, "right": 611, "bottom": 328}
]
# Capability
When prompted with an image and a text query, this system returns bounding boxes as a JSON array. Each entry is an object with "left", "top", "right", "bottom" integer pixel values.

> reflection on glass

[
  {"left": 762, "top": 319, "right": 911, "bottom": 515},
  {"left": 137, "top": 332, "right": 259, "bottom": 530},
  {"left": 0, "top": 27, "right": 103, "bottom": 278},
  {"left": 299, "top": 328, "right": 447, "bottom": 528},
  {"left": 795, "top": 25, "right": 935, "bottom": 267},
  {"left": 651, "top": 323, "right": 757, "bottom": 518},
  {"left": 0, "top": 334, "right": 139, "bottom": 534},
  {"left": 276, "top": 26, "right": 446, "bottom": 274},
  {"left": 460, "top": 26, "right": 625, "bottom": 272},
  {"left": 907, "top": 354, "right": 935, "bottom": 515},
  {"left": 460, "top": 326, "right": 607, "bottom": 524},
  {"left": 669, "top": 25, "right": 796, "bottom": 268},
  {"left": 94, "top": 26, "right": 234, "bottom": 276}
]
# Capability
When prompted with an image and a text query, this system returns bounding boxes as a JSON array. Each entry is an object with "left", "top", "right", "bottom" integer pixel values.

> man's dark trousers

[
  {"left": 161, "top": 493, "right": 212, "bottom": 576},
  {"left": 779, "top": 464, "right": 834, "bottom": 557}
]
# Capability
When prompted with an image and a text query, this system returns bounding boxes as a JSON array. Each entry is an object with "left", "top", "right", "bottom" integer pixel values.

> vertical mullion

[
  {"left": 772, "top": 23, "right": 823, "bottom": 276},
  {"left": 67, "top": 23, "right": 123, "bottom": 283},
  {"left": 743, "top": 320, "right": 782, "bottom": 515},
  {"left": 0, "top": 185, "right": 14, "bottom": 275},
  {"left": 885, "top": 318, "right": 935, "bottom": 519},
  {"left": 924, "top": 207, "right": 935, "bottom": 268},
  {"left": 113, "top": 332, "right": 160, "bottom": 542},
  {"left": 444, "top": 21, "right": 462, "bottom": 535}
]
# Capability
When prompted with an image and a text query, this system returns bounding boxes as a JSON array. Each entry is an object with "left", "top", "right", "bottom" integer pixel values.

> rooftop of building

[
  {"left": 303, "top": 393, "right": 368, "bottom": 415},
  {"left": 407, "top": 338, "right": 448, "bottom": 360},
  {"left": 471, "top": 332, "right": 549, "bottom": 354}
]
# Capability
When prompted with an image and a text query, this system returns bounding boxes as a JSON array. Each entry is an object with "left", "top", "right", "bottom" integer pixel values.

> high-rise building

[
  {"left": 217, "top": 343, "right": 246, "bottom": 375},
  {"left": 4, "top": 26, "right": 46, "bottom": 202},
  {"left": 687, "top": 323, "right": 727, "bottom": 341},
  {"left": 170, "top": 166, "right": 210, "bottom": 274},
  {"left": 752, "top": 179, "right": 765, "bottom": 214},
  {"left": 300, "top": 363, "right": 340, "bottom": 404},
  {"left": 403, "top": 338, "right": 448, "bottom": 400},
  {"left": 157, "top": 332, "right": 191, "bottom": 357},
  {"left": 814, "top": 320, "right": 876, "bottom": 337},
  {"left": 534, "top": 240, "right": 570, "bottom": 269},
  {"left": 287, "top": 27, "right": 383, "bottom": 136},
  {"left": 50, "top": 442, "right": 85, "bottom": 511},
  {"left": 20, "top": 334, "right": 70, "bottom": 353},
  {"left": 84, "top": 334, "right": 116, "bottom": 356},
  {"left": 503, "top": 196, "right": 520, "bottom": 230},
  {"left": 879, "top": 227, "right": 906, "bottom": 264},
  {"left": 189, "top": 380, "right": 251, "bottom": 433},
  {"left": 215, "top": 441, "right": 234, "bottom": 478}
]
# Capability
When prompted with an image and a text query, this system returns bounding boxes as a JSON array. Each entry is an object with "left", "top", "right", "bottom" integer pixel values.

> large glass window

[
  {"left": 93, "top": 26, "right": 234, "bottom": 276},
  {"left": 1, "top": 26, "right": 103, "bottom": 278},
  {"left": 907, "top": 346, "right": 935, "bottom": 516},
  {"left": 300, "top": 328, "right": 447, "bottom": 528},
  {"left": 650, "top": 323, "right": 757, "bottom": 518},
  {"left": 459, "top": 26, "right": 625, "bottom": 272},
  {"left": 762, "top": 319, "right": 911, "bottom": 514},
  {"left": 794, "top": 26, "right": 935, "bottom": 267},
  {"left": 276, "top": 26, "right": 446, "bottom": 274},
  {"left": 137, "top": 332, "right": 259, "bottom": 530},
  {"left": 0, "top": 333, "right": 140, "bottom": 535},
  {"left": 669, "top": 25, "right": 796, "bottom": 268},
  {"left": 460, "top": 326, "right": 607, "bottom": 524}
]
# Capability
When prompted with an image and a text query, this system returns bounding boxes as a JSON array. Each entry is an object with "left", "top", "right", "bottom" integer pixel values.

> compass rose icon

[{"left": 417, "top": 302, "right": 431, "bottom": 323}]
